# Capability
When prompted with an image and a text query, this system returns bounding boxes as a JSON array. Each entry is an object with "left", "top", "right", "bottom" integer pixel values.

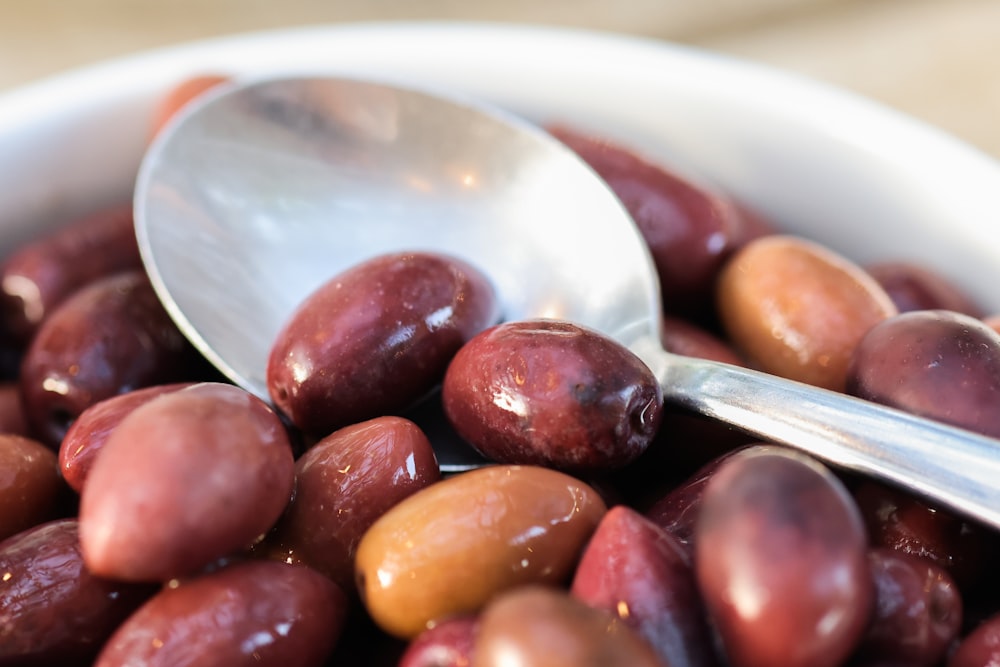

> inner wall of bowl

[{"left": 1, "top": 22, "right": 999, "bottom": 312}]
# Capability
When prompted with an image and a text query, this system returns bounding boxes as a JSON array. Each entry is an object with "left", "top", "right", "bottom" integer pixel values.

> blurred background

[{"left": 1, "top": 0, "right": 998, "bottom": 157}]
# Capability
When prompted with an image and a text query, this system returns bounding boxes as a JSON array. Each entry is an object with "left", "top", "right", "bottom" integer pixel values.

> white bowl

[{"left": 1, "top": 21, "right": 999, "bottom": 311}]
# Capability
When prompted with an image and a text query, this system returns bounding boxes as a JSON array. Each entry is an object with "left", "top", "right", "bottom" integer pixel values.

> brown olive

[
  {"left": 354, "top": 464, "right": 606, "bottom": 639},
  {"left": 472, "top": 585, "right": 665, "bottom": 667},
  {"left": 716, "top": 235, "right": 896, "bottom": 391}
]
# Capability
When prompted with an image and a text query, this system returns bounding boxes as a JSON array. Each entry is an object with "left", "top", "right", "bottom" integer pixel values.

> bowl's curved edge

[{"left": 0, "top": 20, "right": 998, "bottom": 309}]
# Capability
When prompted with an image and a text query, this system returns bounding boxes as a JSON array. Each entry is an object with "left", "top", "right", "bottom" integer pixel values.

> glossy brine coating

[
  {"left": 847, "top": 309, "right": 1000, "bottom": 438},
  {"left": 354, "top": 465, "right": 607, "bottom": 639},
  {"left": 442, "top": 319, "right": 663, "bottom": 473},
  {"left": 267, "top": 251, "right": 499, "bottom": 437},
  {"left": 19, "top": 271, "right": 206, "bottom": 446},
  {"left": 694, "top": 446, "right": 874, "bottom": 667},
  {"left": 717, "top": 235, "right": 897, "bottom": 391},
  {"left": 94, "top": 560, "right": 348, "bottom": 667},
  {"left": 262, "top": 416, "right": 441, "bottom": 589},
  {"left": 0, "top": 519, "right": 155, "bottom": 665}
]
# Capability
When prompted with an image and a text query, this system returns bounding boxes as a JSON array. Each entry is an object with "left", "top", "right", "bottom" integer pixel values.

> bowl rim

[{"left": 1, "top": 20, "right": 999, "bottom": 308}]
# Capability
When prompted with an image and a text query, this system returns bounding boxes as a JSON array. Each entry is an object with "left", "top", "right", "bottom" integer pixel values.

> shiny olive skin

[
  {"left": 853, "top": 480, "right": 1000, "bottom": 593},
  {"left": 571, "top": 505, "right": 719, "bottom": 667},
  {"left": 19, "top": 270, "right": 209, "bottom": 447},
  {"left": 949, "top": 612, "right": 1000, "bottom": 667},
  {"left": 866, "top": 261, "right": 983, "bottom": 317},
  {"left": 58, "top": 383, "right": 193, "bottom": 493},
  {"left": 398, "top": 615, "right": 478, "bottom": 667},
  {"left": 643, "top": 447, "right": 750, "bottom": 558},
  {"left": 850, "top": 548, "right": 962, "bottom": 667},
  {"left": 95, "top": 560, "right": 348, "bottom": 667},
  {"left": 442, "top": 319, "right": 663, "bottom": 473},
  {"left": 549, "top": 125, "right": 761, "bottom": 320},
  {"left": 0, "top": 434, "right": 64, "bottom": 541},
  {"left": 0, "top": 203, "right": 142, "bottom": 344},
  {"left": 716, "top": 235, "right": 897, "bottom": 391},
  {"left": 472, "top": 585, "right": 666, "bottom": 667},
  {"left": 0, "top": 519, "right": 155, "bottom": 666},
  {"left": 354, "top": 465, "right": 606, "bottom": 639},
  {"left": 262, "top": 416, "right": 440, "bottom": 589},
  {"left": 267, "top": 251, "right": 499, "bottom": 437},
  {"left": 79, "top": 383, "right": 295, "bottom": 582},
  {"left": 695, "top": 446, "right": 874, "bottom": 667},
  {"left": 846, "top": 309, "right": 1000, "bottom": 438}
]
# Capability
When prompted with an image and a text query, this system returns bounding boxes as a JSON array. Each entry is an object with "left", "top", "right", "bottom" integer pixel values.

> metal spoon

[{"left": 135, "top": 75, "right": 1000, "bottom": 527}]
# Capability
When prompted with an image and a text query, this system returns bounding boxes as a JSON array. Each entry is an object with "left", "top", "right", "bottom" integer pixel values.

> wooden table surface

[{"left": 1, "top": 0, "right": 998, "bottom": 158}]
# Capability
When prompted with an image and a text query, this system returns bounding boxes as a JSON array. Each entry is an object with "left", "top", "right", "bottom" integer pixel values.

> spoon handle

[{"left": 639, "top": 342, "right": 1000, "bottom": 530}]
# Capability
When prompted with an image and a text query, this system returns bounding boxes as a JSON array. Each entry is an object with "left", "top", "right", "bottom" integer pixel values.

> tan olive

[
  {"left": 354, "top": 465, "right": 606, "bottom": 639},
  {"left": 716, "top": 235, "right": 896, "bottom": 390},
  {"left": 472, "top": 585, "right": 665, "bottom": 667}
]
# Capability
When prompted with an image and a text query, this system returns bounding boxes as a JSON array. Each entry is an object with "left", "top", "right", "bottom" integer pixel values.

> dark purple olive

[
  {"left": 261, "top": 416, "right": 440, "bottom": 590},
  {"left": 853, "top": 480, "right": 1000, "bottom": 593},
  {"left": 694, "top": 446, "right": 873, "bottom": 667},
  {"left": 399, "top": 615, "right": 478, "bottom": 667},
  {"left": 267, "top": 251, "right": 499, "bottom": 437},
  {"left": 571, "top": 505, "right": 718, "bottom": 667},
  {"left": 949, "top": 612, "right": 1000, "bottom": 667},
  {"left": 846, "top": 309, "right": 1000, "bottom": 438},
  {"left": 58, "top": 383, "right": 194, "bottom": 494},
  {"left": 866, "top": 261, "right": 982, "bottom": 317},
  {"left": 548, "top": 125, "right": 763, "bottom": 320},
  {"left": 0, "top": 519, "right": 155, "bottom": 666},
  {"left": 19, "top": 270, "right": 209, "bottom": 447},
  {"left": 94, "top": 560, "right": 348, "bottom": 667},
  {"left": 850, "top": 548, "right": 962, "bottom": 667},
  {"left": 442, "top": 319, "right": 663, "bottom": 473},
  {"left": 661, "top": 314, "right": 747, "bottom": 366},
  {"left": 644, "top": 447, "right": 750, "bottom": 558},
  {"left": 0, "top": 434, "right": 64, "bottom": 542},
  {"left": 0, "top": 203, "right": 141, "bottom": 344},
  {"left": 0, "top": 382, "right": 29, "bottom": 436}
]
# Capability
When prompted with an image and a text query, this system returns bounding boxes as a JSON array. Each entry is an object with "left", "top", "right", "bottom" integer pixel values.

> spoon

[{"left": 135, "top": 75, "right": 1000, "bottom": 528}]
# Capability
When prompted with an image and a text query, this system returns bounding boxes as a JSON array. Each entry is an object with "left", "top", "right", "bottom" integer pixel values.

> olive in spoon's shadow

[{"left": 135, "top": 76, "right": 1000, "bottom": 527}]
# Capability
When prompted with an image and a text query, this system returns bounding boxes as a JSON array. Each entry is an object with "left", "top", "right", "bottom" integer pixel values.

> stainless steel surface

[{"left": 137, "top": 75, "right": 1000, "bottom": 524}]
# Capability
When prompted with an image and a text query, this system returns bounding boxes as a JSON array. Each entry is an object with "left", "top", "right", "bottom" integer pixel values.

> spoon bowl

[
  {"left": 137, "top": 76, "right": 1000, "bottom": 528},
  {"left": 135, "top": 76, "right": 660, "bottom": 400}
]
